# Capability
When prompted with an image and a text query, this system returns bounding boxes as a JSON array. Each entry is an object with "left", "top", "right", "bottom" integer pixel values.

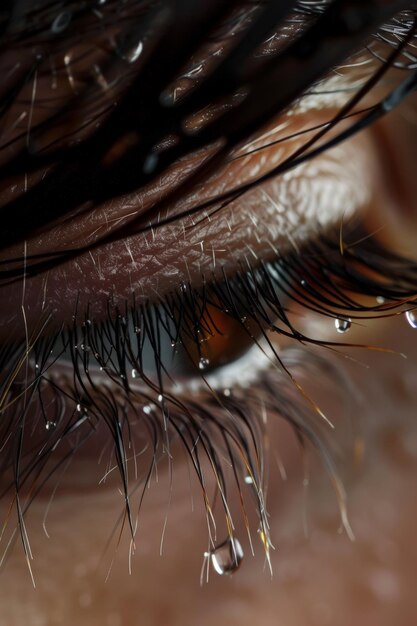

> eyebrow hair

[{"left": 0, "top": 1, "right": 415, "bottom": 260}]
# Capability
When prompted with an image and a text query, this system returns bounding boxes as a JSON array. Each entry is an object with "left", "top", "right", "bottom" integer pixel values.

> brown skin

[
  {"left": 1, "top": 317, "right": 417, "bottom": 626},
  {"left": 1, "top": 47, "right": 417, "bottom": 626}
]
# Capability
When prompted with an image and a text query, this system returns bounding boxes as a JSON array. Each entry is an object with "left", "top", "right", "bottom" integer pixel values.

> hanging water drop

[
  {"left": 45, "top": 421, "right": 56, "bottom": 431},
  {"left": 199, "top": 357, "right": 210, "bottom": 370},
  {"left": 244, "top": 475, "right": 254, "bottom": 485},
  {"left": 207, "top": 537, "right": 244, "bottom": 576},
  {"left": 80, "top": 343, "right": 90, "bottom": 352},
  {"left": 131, "top": 369, "right": 138, "bottom": 379},
  {"left": 376, "top": 296, "right": 386, "bottom": 305},
  {"left": 134, "top": 326, "right": 141, "bottom": 334},
  {"left": 406, "top": 310, "right": 417, "bottom": 329},
  {"left": 335, "top": 317, "right": 351, "bottom": 334}
]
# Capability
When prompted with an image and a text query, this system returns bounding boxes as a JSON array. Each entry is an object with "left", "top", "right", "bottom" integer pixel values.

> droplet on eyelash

[
  {"left": 223, "top": 388, "right": 231, "bottom": 396},
  {"left": 125, "top": 41, "right": 144, "bottom": 64},
  {"left": 131, "top": 369, "right": 138, "bottom": 378},
  {"left": 45, "top": 421, "right": 57, "bottom": 431},
  {"left": 198, "top": 357, "right": 210, "bottom": 370},
  {"left": 157, "top": 394, "right": 163, "bottom": 402},
  {"left": 80, "top": 344, "right": 90, "bottom": 352},
  {"left": 376, "top": 296, "right": 386, "bottom": 304},
  {"left": 244, "top": 475, "right": 254, "bottom": 484},
  {"left": 405, "top": 310, "right": 417, "bottom": 329},
  {"left": 207, "top": 537, "right": 244, "bottom": 576},
  {"left": 134, "top": 326, "right": 141, "bottom": 334},
  {"left": 335, "top": 318, "right": 352, "bottom": 334},
  {"left": 143, "top": 404, "right": 155, "bottom": 415},
  {"left": 51, "top": 11, "right": 72, "bottom": 34}
]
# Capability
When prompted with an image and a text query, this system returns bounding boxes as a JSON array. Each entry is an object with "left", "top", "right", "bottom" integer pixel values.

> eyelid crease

[{"left": 0, "top": 127, "right": 376, "bottom": 341}]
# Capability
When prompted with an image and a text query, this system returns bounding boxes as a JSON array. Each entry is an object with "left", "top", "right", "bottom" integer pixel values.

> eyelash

[
  {"left": 1, "top": 217, "right": 417, "bottom": 573},
  {"left": 1, "top": 1, "right": 417, "bottom": 578}
]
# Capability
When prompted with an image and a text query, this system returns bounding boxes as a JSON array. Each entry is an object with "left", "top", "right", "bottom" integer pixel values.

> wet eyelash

[
  {"left": 1, "top": 1, "right": 417, "bottom": 580},
  {"left": 1, "top": 220, "right": 417, "bottom": 577}
]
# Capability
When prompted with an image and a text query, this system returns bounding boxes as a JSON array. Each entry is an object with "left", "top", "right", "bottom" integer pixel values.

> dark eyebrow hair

[{"left": 0, "top": 1, "right": 415, "bottom": 267}]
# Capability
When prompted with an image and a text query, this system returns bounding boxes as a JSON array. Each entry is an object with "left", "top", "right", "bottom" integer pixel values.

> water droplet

[
  {"left": 223, "top": 388, "right": 231, "bottom": 397},
  {"left": 45, "top": 421, "right": 56, "bottom": 431},
  {"left": 134, "top": 326, "right": 141, "bottom": 334},
  {"left": 199, "top": 357, "right": 210, "bottom": 370},
  {"left": 405, "top": 310, "right": 417, "bottom": 329},
  {"left": 335, "top": 318, "right": 351, "bottom": 334},
  {"left": 157, "top": 394, "right": 163, "bottom": 402},
  {"left": 376, "top": 296, "right": 386, "bottom": 305},
  {"left": 207, "top": 537, "right": 243, "bottom": 576},
  {"left": 143, "top": 404, "right": 154, "bottom": 415},
  {"left": 76, "top": 403, "right": 82, "bottom": 412},
  {"left": 80, "top": 343, "right": 90, "bottom": 352},
  {"left": 131, "top": 369, "right": 138, "bottom": 378},
  {"left": 125, "top": 41, "right": 143, "bottom": 63},
  {"left": 51, "top": 11, "right": 72, "bottom": 33},
  {"left": 35, "top": 363, "right": 40, "bottom": 370},
  {"left": 244, "top": 475, "right": 254, "bottom": 484}
]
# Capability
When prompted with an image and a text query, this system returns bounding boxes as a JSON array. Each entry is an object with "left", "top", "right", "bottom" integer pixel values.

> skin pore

[{"left": 1, "top": 3, "right": 417, "bottom": 625}]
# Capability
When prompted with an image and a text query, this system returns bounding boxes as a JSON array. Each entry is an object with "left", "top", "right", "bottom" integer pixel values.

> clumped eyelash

[
  {"left": 1, "top": 220, "right": 417, "bottom": 577},
  {"left": 1, "top": 1, "right": 417, "bottom": 580}
]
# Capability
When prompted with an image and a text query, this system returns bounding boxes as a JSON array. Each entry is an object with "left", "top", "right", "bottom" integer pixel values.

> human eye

[{"left": 1, "top": 1, "right": 417, "bottom": 624}]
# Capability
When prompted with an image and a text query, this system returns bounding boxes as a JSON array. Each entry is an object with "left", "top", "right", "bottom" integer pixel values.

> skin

[{"left": 1, "top": 8, "right": 417, "bottom": 626}]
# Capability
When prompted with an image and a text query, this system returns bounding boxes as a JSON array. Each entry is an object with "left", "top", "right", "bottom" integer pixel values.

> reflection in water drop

[
  {"left": 405, "top": 310, "right": 417, "bottom": 329},
  {"left": 208, "top": 537, "right": 244, "bottom": 576},
  {"left": 198, "top": 357, "right": 210, "bottom": 370},
  {"left": 131, "top": 369, "right": 138, "bottom": 378},
  {"left": 45, "top": 421, "right": 56, "bottom": 431},
  {"left": 335, "top": 317, "right": 352, "bottom": 334}
]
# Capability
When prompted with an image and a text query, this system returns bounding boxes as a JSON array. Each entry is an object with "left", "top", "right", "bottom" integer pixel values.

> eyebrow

[{"left": 0, "top": 1, "right": 415, "bottom": 260}]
